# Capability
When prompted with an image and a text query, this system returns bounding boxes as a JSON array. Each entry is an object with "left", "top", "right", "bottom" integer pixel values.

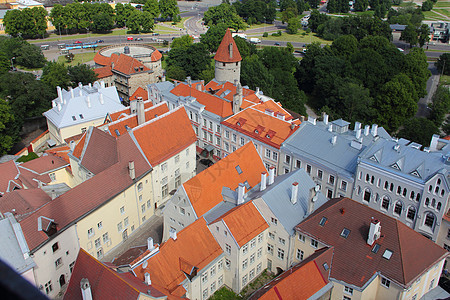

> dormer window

[
  {"left": 237, "top": 122, "right": 241, "bottom": 126},
  {"left": 322, "top": 262, "right": 329, "bottom": 271},
  {"left": 79, "top": 114, "right": 84, "bottom": 119},
  {"left": 265, "top": 134, "right": 270, "bottom": 138},
  {"left": 254, "top": 129, "right": 259, "bottom": 134}
]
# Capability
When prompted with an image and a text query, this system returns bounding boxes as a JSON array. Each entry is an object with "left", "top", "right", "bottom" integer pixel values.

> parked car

[
  {"left": 274, "top": 42, "right": 280, "bottom": 46},
  {"left": 74, "top": 40, "right": 82, "bottom": 44},
  {"left": 200, "top": 159, "right": 214, "bottom": 167},
  {"left": 153, "top": 33, "right": 160, "bottom": 36},
  {"left": 135, "top": 37, "right": 143, "bottom": 41},
  {"left": 127, "top": 37, "right": 133, "bottom": 41},
  {"left": 96, "top": 39, "right": 104, "bottom": 43}
]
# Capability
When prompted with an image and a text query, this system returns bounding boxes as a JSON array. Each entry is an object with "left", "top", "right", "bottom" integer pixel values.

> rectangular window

[
  {"left": 327, "top": 189, "right": 333, "bottom": 199},
  {"left": 279, "top": 237, "right": 286, "bottom": 245},
  {"left": 250, "top": 253, "right": 255, "bottom": 264},
  {"left": 273, "top": 152, "right": 278, "bottom": 161},
  {"left": 124, "top": 217, "right": 129, "bottom": 227},
  {"left": 161, "top": 162, "right": 168, "bottom": 173},
  {"left": 216, "top": 136, "right": 221, "bottom": 146},
  {"left": 209, "top": 121, "right": 213, "bottom": 130},
  {"left": 232, "top": 133, "right": 237, "bottom": 142},
  {"left": 267, "top": 243, "right": 274, "bottom": 255},
  {"left": 147, "top": 200, "right": 151, "bottom": 209},
  {"left": 202, "top": 272, "right": 208, "bottom": 283},
  {"left": 175, "top": 155, "right": 180, "bottom": 163},
  {"left": 210, "top": 266, "right": 216, "bottom": 277},
  {"left": 226, "top": 244, "right": 231, "bottom": 254},
  {"left": 285, "top": 155, "right": 291, "bottom": 164},
  {"left": 265, "top": 148, "right": 271, "bottom": 158},
  {"left": 249, "top": 268, "right": 255, "bottom": 280},
  {"left": 296, "top": 160, "right": 301, "bottom": 169},
  {"left": 218, "top": 275, "right": 224, "bottom": 286},
  {"left": 224, "top": 142, "right": 230, "bottom": 152},
  {"left": 186, "top": 161, "right": 190, "bottom": 169},
  {"left": 311, "top": 239, "right": 318, "bottom": 248},
  {"left": 117, "top": 222, "right": 123, "bottom": 232},
  {"left": 141, "top": 204, "right": 146, "bottom": 213},
  {"left": 317, "top": 170, "right": 323, "bottom": 180},
  {"left": 203, "top": 130, "right": 207, "bottom": 139},
  {"left": 329, "top": 175, "right": 335, "bottom": 185},
  {"left": 257, "top": 247, "right": 262, "bottom": 258},
  {"left": 240, "top": 137, "right": 245, "bottom": 146},
  {"left": 180, "top": 207, "right": 185, "bottom": 215},
  {"left": 341, "top": 180, "right": 347, "bottom": 191},
  {"left": 277, "top": 248, "right": 285, "bottom": 260},
  {"left": 102, "top": 232, "right": 109, "bottom": 243},
  {"left": 120, "top": 206, "right": 125, "bottom": 214},
  {"left": 216, "top": 124, "right": 221, "bottom": 133},
  {"left": 296, "top": 249, "right": 304, "bottom": 261},
  {"left": 344, "top": 286, "right": 353, "bottom": 295},
  {"left": 271, "top": 217, "right": 278, "bottom": 225},
  {"left": 298, "top": 234, "right": 305, "bottom": 242},
  {"left": 210, "top": 281, "right": 216, "bottom": 293},
  {"left": 203, "top": 288, "right": 208, "bottom": 300},
  {"left": 269, "top": 232, "right": 275, "bottom": 239},
  {"left": 45, "top": 281, "right": 52, "bottom": 294},
  {"left": 218, "top": 260, "right": 223, "bottom": 270},
  {"left": 242, "top": 259, "right": 248, "bottom": 270},
  {"left": 250, "top": 238, "right": 256, "bottom": 249},
  {"left": 381, "top": 277, "right": 390, "bottom": 288},
  {"left": 52, "top": 242, "right": 59, "bottom": 253},
  {"left": 87, "top": 228, "right": 94, "bottom": 238},
  {"left": 49, "top": 173, "right": 56, "bottom": 181},
  {"left": 258, "top": 233, "right": 263, "bottom": 243},
  {"left": 225, "top": 130, "right": 230, "bottom": 139},
  {"left": 306, "top": 164, "right": 311, "bottom": 174},
  {"left": 225, "top": 258, "right": 231, "bottom": 269},
  {"left": 162, "top": 183, "right": 168, "bottom": 198},
  {"left": 95, "top": 238, "right": 101, "bottom": 248},
  {"left": 55, "top": 257, "right": 62, "bottom": 268},
  {"left": 242, "top": 274, "right": 248, "bottom": 286},
  {"left": 242, "top": 244, "right": 248, "bottom": 254},
  {"left": 97, "top": 222, "right": 102, "bottom": 229}
]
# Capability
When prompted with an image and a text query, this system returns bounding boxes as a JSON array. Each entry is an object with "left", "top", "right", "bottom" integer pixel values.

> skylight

[
  {"left": 115, "top": 129, "right": 120, "bottom": 136},
  {"left": 319, "top": 217, "right": 327, "bottom": 226},
  {"left": 323, "top": 263, "right": 329, "bottom": 271},
  {"left": 382, "top": 249, "right": 393, "bottom": 260},
  {"left": 372, "top": 244, "right": 380, "bottom": 253},
  {"left": 235, "top": 165, "right": 242, "bottom": 174},
  {"left": 340, "top": 228, "right": 351, "bottom": 238}
]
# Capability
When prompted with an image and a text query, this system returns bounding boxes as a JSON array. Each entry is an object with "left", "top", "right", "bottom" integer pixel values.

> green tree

[
  {"left": 398, "top": 118, "right": 439, "bottom": 146},
  {"left": 421, "top": 0, "right": 433, "bottom": 11},
  {"left": 241, "top": 54, "right": 275, "bottom": 96},
  {"left": 403, "top": 48, "right": 430, "bottom": 98},
  {"left": 200, "top": 23, "right": 228, "bottom": 53},
  {"left": 354, "top": 0, "right": 369, "bottom": 11},
  {"left": 0, "top": 52, "right": 10, "bottom": 74},
  {"left": 287, "top": 17, "right": 301, "bottom": 34},
  {"left": 400, "top": 25, "right": 418, "bottom": 47},
  {"left": 286, "top": 42, "right": 294, "bottom": 53},
  {"left": 308, "top": 9, "right": 330, "bottom": 32},
  {"left": 140, "top": 11, "right": 155, "bottom": 32},
  {"left": 50, "top": 5, "right": 66, "bottom": 34},
  {"left": 435, "top": 53, "right": 450, "bottom": 75},
  {"left": 203, "top": 3, "right": 246, "bottom": 31},
  {"left": 68, "top": 64, "right": 98, "bottom": 86},
  {"left": 144, "top": 0, "right": 160, "bottom": 19},
  {"left": 166, "top": 65, "right": 186, "bottom": 81},
  {"left": 167, "top": 43, "right": 211, "bottom": 80},
  {"left": 91, "top": 12, "right": 114, "bottom": 33},
  {"left": 171, "top": 35, "right": 194, "bottom": 50},
  {"left": 428, "top": 86, "right": 450, "bottom": 127},
  {"left": 126, "top": 10, "right": 142, "bottom": 33},
  {"left": 159, "top": 0, "right": 180, "bottom": 20},
  {"left": 331, "top": 35, "right": 358, "bottom": 58},
  {"left": 418, "top": 24, "right": 430, "bottom": 47},
  {"left": 14, "top": 43, "right": 46, "bottom": 69},
  {"left": 234, "top": 36, "right": 257, "bottom": 59},
  {"left": 282, "top": 7, "right": 298, "bottom": 24},
  {"left": 41, "top": 62, "right": 71, "bottom": 90},
  {"left": 3, "top": 8, "right": 46, "bottom": 38},
  {"left": 0, "top": 98, "right": 17, "bottom": 155},
  {"left": 115, "top": 3, "right": 135, "bottom": 28},
  {"left": 442, "top": 116, "right": 450, "bottom": 135}
]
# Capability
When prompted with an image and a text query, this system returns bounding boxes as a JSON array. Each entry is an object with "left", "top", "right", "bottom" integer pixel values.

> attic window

[
  {"left": 340, "top": 228, "right": 351, "bottom": 238},
  {"left": 390, "top": 163, "right": 400, "bottom": 170},
  {"left": 235, "top": 165, "right": 242, "bottom": 174},
  {"left": 79, "top": 114, "right": 84, "bottom": 119},
  {"left": 411, "top": 170, "right": 421, "bottom": 178},
  {"left": 72, "top": 116, "right": 76, "bottom": 121},
  {"left": 254, "top": 129, "right": 259, "bottom": 134},
  {"left": 115, "top": 129, "right": 120, "bottom": 136},
  {"left": 372, "top": 243, "right": 380, "bottom": 253},
  {"left": 243, "top": 180, "right": 251, "bottom": 189},
  {"left": 322, "top": 263, "right": 329, "bottom": 271},
  {"left": 265, "top": 134, "right": 271, "bottom": 138},
  {"left": 369, "top": 155, "right": 378, "bottom": 162},
  {"left": 319, "top": 217, "right": 327, "bottom": 226},
  {"left": 237, "top": 122, "right": 241, "bottom": 127},
  {"left": 382, "top": 249, "right": 393, "bottom": 260}
]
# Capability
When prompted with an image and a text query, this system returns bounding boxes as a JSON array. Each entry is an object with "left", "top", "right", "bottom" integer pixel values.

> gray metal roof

[
  {"left": 248, "top": 168, "right": 328, "bottom": 235},
  {"left": 282, "top": 121, "right": 390, "bottom": 179},
  {"left": 359, "top": 138, "right": 450, "bottom": 185},
  {"left": 148, "top": 81, "right": 174, "bottom": 94},
  {"left": 43, "top": 83, "right": 124, "bottom": 129},
  {"left": 0, "top": 217, "right": 35, "bottom": 274}
]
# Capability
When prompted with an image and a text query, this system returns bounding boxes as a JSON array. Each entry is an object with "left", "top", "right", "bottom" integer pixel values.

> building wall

[
  {"left": 75, "top": 172, "right": 153, "bottom": 259},
  {"left": 47, "top": 120, "right": 62, "bottom": 145},
  {"left": 22, "top": 267, "right": 36, "bottom": 286},
  {"left": 59, "top": 119, "right": 104, "bottom": 145},
  {"left": 436, "top": 219, "right": 450, "bottom": 265},
  {"left": 214, "top": 61, "right": 240, "bottom": 83},
  {"left": 95, "top": 76, "right": 114, "bottom": 89},
  {"left": 47, "top": 167, "right": 75, "bottom": 188},
  {"left": 128, "top": 72, "right": 154, "bottom": 100},
  {"left": 292, "top": 231, "right": 327, "bottom": 266},
  {"left": 31, "top": 225, "right": 80, "bottom": 299}
]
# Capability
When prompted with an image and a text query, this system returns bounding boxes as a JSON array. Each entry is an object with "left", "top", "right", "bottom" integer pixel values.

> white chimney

[
  {"left": 290, "top": 122, "right": 295, "bottom": 130},
  {"left": 186, "top": 76, "right": 192, "bottom": 87},
  {"left": 145, "top": 272, "right": 151, "bottom": 285},
  {"left": 99, "top": 93, "right": 104, "bottom": 105},
  {"left": 322, "top": 112, "right": 328, "bottom": 125},
  {"left": 238, "top": 183, "right": 245, "bottom": 205},
  {"left": 256, "top": 87, "right": 260, "bottom": 95},
  {"left": 265, "top": 109, "right": 274, "bottom": 116},
  {"left": 137, "top": 98, "right": 145, "bottom": 125},
  {"left": 364, "top": 125, "right": 370, "bottom": 136},
  {"left": 86, "top": 95, "right": 91, "bottom": 108},
  {"left": 88, "top": 83, "right": 92, "bottom": 88},
  {"left": 291, "top": 182, "right": 299, "bottom": 204},
  {"left": 129, "top": 161, "right": 135, "bottom": 180},
  {"left": 130, "top": 99, "right": 137, "bottom": 114},
  {"left": 308, "top": 117, "right": 316, "bottom": 125},
  {"left": 52, "top": 101, "right": 56, "bottom": 108},
  {"left": 328, "top": 123, "right": 332, "bottom": 132},
  {"left": 356, "top": 129, "right": 361, "bottom": 139},
  {"left": 331, "top": 135, "right": 337, "bottom": 145},
  {"left": 147, "top": 237, "right": 154, "bottom": 251},
  {"left": 354, "top": 122, "right": 361, "bottom": 132},
  {"left": 57, "top": 86, "right": 62, "bottom": 103},
  {"left": 69, "top": 140, "right": 75, "bottom": 151},
  {"left": 268, "top": 167, "right": 275, "bottom": 185},
  {"left": 429, "top": 134, "right": 439, "bottom": 151},
  {"left": 78, "top": 83, "right": 83, "bottom": 96},
  {"left": 80, "top": 278, "right": 93, "bottom": 300},
  {"left": 57, "top": 102, "right": 62, "bottom": 111},
  {"left": 100, "top": 81, "right": 105, "bottom": 88},
  {"left": 162, "top": 75, "right": 166, "bottom": 82},
  {"left": 260, "top": 172, "right": 267, "bottom": 191},
  {"left": 197, "top": 84, "right": 202, "bottom": 91},
  {"left": 170, "top": 230, "right": 177, "bottom": 240},
  {"left": 371, "top": 124, "right": 378, "bottom": 137},
  {"left": 367, "top": 218, "right": 381, "bottom": 246},
  {"left": 70, "top": 87, "right": 74, "bottom": 98}
]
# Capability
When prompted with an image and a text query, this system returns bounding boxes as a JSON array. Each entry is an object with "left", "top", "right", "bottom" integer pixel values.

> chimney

[
  {"left": 196, "top": 84, "right": 202, "bottom": 91},
  {"left": 290, "top": 122, "right": 295, "bottom": 130},
  {"left": 265, "top": 109, "right": 274, "bottom": 116},
  {"left": 145, "top": 272, "right": 151, "bottom": 285},
  {"left": 356, "top": 129, "right": 361, "bottom": 139},
  {"left": 69, "top": 140, "right": 75, "bottom": 151},
  {"left": 130, "top": 99, "right": 137, "bottom": 114},
  {"left": 57, "top": 86, "right": 63, "bottom": 103},
  {"left": 57, "top": 102, "right": 62, "bottom": 111},
  {"left": 331, "top": 135, "right": 337, "bottom": 145},
  {"left": 147, "top": 237, "right": 154, "bottom": 251},
  {"left": 300, "top": 116, "right": 305, "bottom": 122},
  {"left": 291, "top": 182, "right": 299, "bottom": 204},
  {"left": 308, "top": 117, "right": 316, "bottom": 125},
  {"left": 256, "top": 87, "right": 260, "bottom": 95},
  {"left": 371, "top": 124, "right": 378, "bottom": 137},
  {"left": 308, "top": 185, "right": 319, "bottom": 215},
  {"left": 429, "top": 134, "right": 439, "bottom": 151},
  {"left": 354, "top": 122, "right": 361, "bottom": 132},
  {"left": 186, "top": 76, "right": 192, "bottom": 87},
  {"left": 100, "top": 81, "right": 105, "bottom": 88},
  {"left": 234, "top": 79, "right": 238, "bottom": 86},
  {"left": 322, "top": 112, "right": 328, "bottom": 125},
  {"left": 170, "top": 230, "right": 177, "bottom": 240},
  {"left": 260, "top": 172, "right": 267, "bottom": 191},
  {"left": 129, "top": 161, "right": 135, "bottom": 180},
  {"left": 70, "top": 87, "right": 74, "bottom": 98},
  {"left": 88, "top": 83, "right": 92, "bottom": 88},
  {"left": 80, "top": 278, "right": 93, "bottom": 300},
  {"left": 328, "top": 123, "right": 332, "bottom": 132},
  {"left": 237, "top": 183, "right": 245, "bottom": 205},
  {"left": 364, "top": 125, "right": 370, "bottom": 136},
  {"left": 86, "top": 95, "right": 91, "bottom": 108},
  {"left": 79, "top": 83, "right": 83, "bottom": 96},
  {"left": 229, "top": 43, "right": 233, "bottom": 58},
  {"left": 99, "top": 93, "right": 104, "bottom": 105},
  {"left": 232, "top": 92, "right": 242, "bottom": 114},
  {"left": 137, "top": 98, "right": 145, "bottom": 125},
  {"left": 367, "top": 218, "right": 381, "bottom": 246},
  {"left": 268, "top": 166, "right": 275, "bottom": 185},
  {"left": 162, "top": 75, "right": 166, "bottom": 82}
]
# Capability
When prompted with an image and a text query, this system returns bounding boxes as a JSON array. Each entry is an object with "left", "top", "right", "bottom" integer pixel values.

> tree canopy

[
  {"left": 4, "top": 7, "right": 47, "bottom": 39},
  {"left": 203, "top": 3, "right": 246, "bottom": 31}
]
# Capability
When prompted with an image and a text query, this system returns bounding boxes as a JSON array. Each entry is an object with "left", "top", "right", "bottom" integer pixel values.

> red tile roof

[
  {"left": 205, "top": 81, "right": 256, "bottom": 103},
  {"left": 110, "top": 53, "right": 150, "bottom": 76},
  {"left": 250, "top": 247, "right": 333, "bottom": 300},
  {"left": 93, "top": 51, "right": 111, "bottom": 66},
  {"left": 107, "top": 102, "right": 169, "bottom": 138},
  {"left": 129, "top": 87, "right": 149, "bottom": 101},
  {"left": 151, "top": 49, "right": 162, "bottom": 62},
  {"left": 133, "top": 218, "right": 222, "bottom": 296},
  {"left": 171, "top": 83, "right": 234, "bottom": 118},
  {"left": 107, "top": 99, "right": 153, "bottom": 123},
  {"left": 19, "top": 133, "right": 152, "bottom": 251},
  {"left": 214, "top": 28, "right": 242, "bottom": 63},
  {"left": 64, "top": 249, "right": 165, "bottom": 300},
  {"left": 0, "top": 160, "right": 21, "bottom": 194},
  {"left": 131, "top": 107, "right": 197, "bottom": 166},
  {"left": 20, "top": 153, "right": 68, "bottom": 175},
  {"left": 72, "top": 133, "right": 86, "bottom": 159},
  {"left": 213, "top": 201, "right": 269, "bottom": 247},
  {"left": 183, "top": 142, "right": 266, "bottom": 217},
  {"left": 44, "top": 145, "right": 71, "bottom": 164},
  {"left": 221, "top": 104, "right": 299, "bottom": 149},
  {"left": 94, "top": 65, "right": 112, "bottom": 79},
  {"left": 295, "top": 197, "right": 448, "bottom": 288},
  {"left": 0, "top": 188, "right": 51, "bottom": 221}
]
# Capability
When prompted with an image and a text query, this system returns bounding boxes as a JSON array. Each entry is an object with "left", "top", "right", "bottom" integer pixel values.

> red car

[
  {"left": 74, "top": 40, "right": 82, "bottom": 44},
  {"left": 127, "top": 37, "right": 133, "bottom": 41}
]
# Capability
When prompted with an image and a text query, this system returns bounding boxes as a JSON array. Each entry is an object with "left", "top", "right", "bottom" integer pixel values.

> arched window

[
  {"left": 425, "top": 198, "right": 430, "bottom": 206},
  {"left": 429, "top": 185, "right": 433, "bottom": 192},
  {"left": 137, "top": 182, "right": 143, "bottom": 192},
  {"left": 437, "top": 178, "right": 441, "bottom": 185},
  {"left": 424, "top": 213, "right": 435, "bottom": 228},
  {"left": 384, "top": 181, "right": 389, "bottom": 189},
  {"left": 371, "top": 176, "right": 375, "bottom": 184},
  {"left": 410, "top": 191, "right": 415, "bottom": 200},
  {"left": 394, "top": 201, "right": 403, "bottom": 215},
  {"left": 437, "top": 202, "right": 442, "bottom": 211},
  {"left": 363, "top": 189, "right": 371, "bottom": 203},
  {"left": 366, "top": 174, "right": 370, "bottom": 182},
  {"left": 441, "top": 190, "right": 445, "bottom": 197},
  {"left": 416, "top": 193, "right": 421, "bottom": 202},
  {"left": 382, "top": 197, "right": 390, "bottom": 210},
  {"left": 407, "top": 206, "right": 416, "bottom": 221},
  {"left": 431, "top": 198, "right": 436, "bottom": 208},
  {"left": 402, "top": 188, "right": 407, "bottom": 197},
  {"left": 397, "top": 186, "right": 402, "bottom": 194},
  {"left": 435, "top": 186, "right": 439, "bottom": 194},
  {"left": 390, "top": 183, "right": 394, "bottom": 192}
]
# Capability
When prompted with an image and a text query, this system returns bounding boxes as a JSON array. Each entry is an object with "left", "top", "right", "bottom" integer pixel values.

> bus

[{"left": 40, "top": 45, "right": 50, "bottom": 50}]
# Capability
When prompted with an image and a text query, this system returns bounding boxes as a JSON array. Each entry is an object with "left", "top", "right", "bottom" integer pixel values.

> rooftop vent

[{"left": 124, "top": 46, "right": 130, "bottom": 54}]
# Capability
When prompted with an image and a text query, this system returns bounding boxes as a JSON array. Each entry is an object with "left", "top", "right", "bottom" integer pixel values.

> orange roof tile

[
  {"left": 251, "top": 247, "right": 333, "bottom": 300},
  {"left": 129, "top": 87, "right": 149, "bottom": 101},
  {"left": 151, "top": 49, "right": 162, "bottom": 62},
  {"left": 108, "top": 102, "right": 170, "bottom": 138},
  {"left": 20, "top": 153, "right": 68, "bottom": 174},
  {"left": 94, "top": 65, "right": 112, "bottom": 79},
  {"left": 44, "top": 145, "right": 71, "bottom": 164},
  {"left": 134, "top": 218, "right": 222, "bottom": 295},
  {"left": 444, "top": 135, "right": 450, "bottom": 141},
  {"left": 111, "top": 53, "right": 150, "bottom": 76},
  {"left": 215, "top": 201, "right": 269, "bottom": 247},
  {"left": 214, "top": 29, "right": 242, "bottom": 63},
  {"left": 0, "top": 188, "right": 52, "bottom": 221},
  {"left": 222, "top": 104, "right": 298, "bottom": 149},
  {"left": 131, "top": 107, "right": 197, "bottom": 166},
  {"left": 184, "top": 142, "right": 266, "bottom": 217},
  {"left": 93, "top": 51, "right": 112, "bottom": 66},
  {"left": 252, "top": 100, "right": 293, "bottom": 121},
  {"left": 171, "top": 83, "right": 233, "bottom": 118},
  {"left": 107, "top": 99, "right": 153, "bottom": 123},
  {"left": 207, "top": 81, "right": 256, "bottom": 103},
  {"left": 0, "top": 160, "right": 21, "bottom": 194},
  {"left": 72, "top": 133, "right": 87, "bottom": 159}
]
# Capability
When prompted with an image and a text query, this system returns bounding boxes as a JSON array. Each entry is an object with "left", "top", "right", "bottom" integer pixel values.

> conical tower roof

[{"left": 214, "top": 29, "right": 242, "bottom": 63}]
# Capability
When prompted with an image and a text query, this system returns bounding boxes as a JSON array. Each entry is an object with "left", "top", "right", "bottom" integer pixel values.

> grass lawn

[
  {"left": 398, "top": 1, "right": 418, "bottom": 7},
  {"left": 433, "top": 8, "right": 450, "bottom": 18},
  {"left": 434, "top": 1, "right": 450, "bottom": 8},
  {"left": 262, "top": 31, "right": 332, "bottom": 45},
  {"left": 159, "top": 17, "right": 189, "bottom": 29},
  {"left": 423, "top": 10, "right": 447, "bottom": 21},
  {"left": 440, "top": 75, "right": 450, "bottom": 85},
  {"left": 57, "top": 51, "right": 97, "bottom": 66}
]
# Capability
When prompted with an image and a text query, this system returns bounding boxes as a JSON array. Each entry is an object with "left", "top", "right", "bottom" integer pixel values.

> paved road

[{"left": 416, "top": 62, "right": 440, "bottom": 118}]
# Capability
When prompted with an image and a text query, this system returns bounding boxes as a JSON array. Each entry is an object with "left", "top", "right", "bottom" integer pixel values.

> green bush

[
  {"left": 263, "top": 32, "right": 268, "bottom": 37},
  {"left": 17, "top": 152, "right": 39, "bottom": 163}
]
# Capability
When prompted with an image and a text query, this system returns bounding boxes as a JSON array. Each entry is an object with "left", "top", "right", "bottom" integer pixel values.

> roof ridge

[
  {"left": 394, "top": 219, "right": 407, "bottom": 285},
  {"left": 131, "top": 105, "right": 183, "bottom": 133}
]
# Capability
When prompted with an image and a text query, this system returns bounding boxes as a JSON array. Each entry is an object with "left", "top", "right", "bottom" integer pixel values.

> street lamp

[{"left": 10, "top": 57, "right": 15, "bottom": 71}]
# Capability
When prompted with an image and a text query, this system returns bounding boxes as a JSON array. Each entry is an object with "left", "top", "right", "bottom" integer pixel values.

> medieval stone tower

[{"left": 214, "top": 29, "right": 242, "bottom": 83}]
